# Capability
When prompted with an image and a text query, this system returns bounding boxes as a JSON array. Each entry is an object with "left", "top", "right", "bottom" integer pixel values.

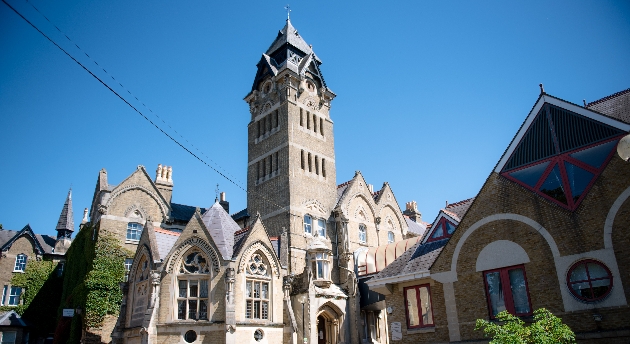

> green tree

[{"left": 475, "top": 308, "right": 576, "bottom": 344}]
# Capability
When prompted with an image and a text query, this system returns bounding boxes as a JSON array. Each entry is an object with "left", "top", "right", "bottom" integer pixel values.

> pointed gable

[
  {"left": 1, "top": 225, "right": 46, "bottom": 256},
  {"left": 496, "top": 94, "right": 630, "bottom": 211},
  {"left": 200, "top": 201, "right": 240, "bottom": 260},
  {"left": 233, "top": 216, "right": 282, "bottom": 276}
]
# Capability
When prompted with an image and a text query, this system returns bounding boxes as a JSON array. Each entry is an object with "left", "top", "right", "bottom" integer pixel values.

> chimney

[
  {"left": 403, "top": 200, "right": 422, "bottom": 222},
  {"left": 367, "top": 184, "right": 374, "bottom": 193},
  {"left": 219, "top": 192, "right": 229, "bottom": 213},
  {"left": 81, "top": 208, "right": 89, "bottom": 224},
  {"left": 154, "top": 164, "right": 174, "bottom": 204}
]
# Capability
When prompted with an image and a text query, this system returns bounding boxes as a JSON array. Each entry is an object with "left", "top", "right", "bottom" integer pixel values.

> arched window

[
  {"left": 245, "top": 253, "right": 271, "bottom": 320},
  {"left": 127, "top": 222, "right": 143, "bottom": 241},
  {"left": 359, "top": 224, "right": 367, "bottom": 243},
  {"left": 304, "top": 215, "right": 312, "bottom": 234},
  {"left": 13, "top": 254, "right": 27, "bottom": 272},
  {"left": 177, "top": 250, "right": 211, "bottom": 320},
  {"left": 567, "top": 260, "right": 612, "bottom": 302},
  {"left": 387, "top": 231, "right": 395, "bottom": 244}
]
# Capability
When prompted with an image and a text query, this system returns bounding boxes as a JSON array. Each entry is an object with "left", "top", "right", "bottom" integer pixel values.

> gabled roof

[
  {"left": 443, "top": 198, "right": 475, "bottom": 222},
  {"left": 0, "top": 310, "right": 27, "bottom": 327},
  {"left": 55, "top": 189, "right": 74, "bottom": 236},
  {"left": 266, "top": 19, "right": 320, "bottom": 62},
  {"left": 0, "top": 225, "right": 55, "bottom": 255},
  {"left": 404, "top": 216, "right": 428, "bottom": 237},
  {"left": 153, "top": 227, "right": 180, "bottom": 260},
  {"left": 171, "top": 203, "right": 207, "bottom": 222},
  {"left": 200, "top": 201, "right": 241, "bottom": 260},
  {"left": 232, "top": 226, "right": 251, "bottom": 259}
]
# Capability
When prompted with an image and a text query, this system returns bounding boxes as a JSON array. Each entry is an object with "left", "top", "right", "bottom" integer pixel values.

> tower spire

[
  {"left": 284, "top": 4, "right": 291, "bottom": 20},
  {"left": 55, "top": 189, "right": 74, "bottom": 239}
]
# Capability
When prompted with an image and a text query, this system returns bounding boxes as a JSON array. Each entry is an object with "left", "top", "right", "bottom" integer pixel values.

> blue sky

[{"left": 1, "top": 1, "right": 629, "bottom": 238}]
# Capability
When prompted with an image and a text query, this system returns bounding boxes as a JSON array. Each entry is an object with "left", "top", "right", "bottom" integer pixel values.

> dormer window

[
  {"left": 13, "top": 254, "right": 27, "bottom": 272},
  {"left": 427, "top": 218, "right": 456, "bottom": 242}
]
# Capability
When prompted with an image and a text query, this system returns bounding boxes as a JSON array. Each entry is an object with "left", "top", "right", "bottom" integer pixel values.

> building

[
  {"left": 367, "top": 88, "right": 630, "bottom": 343},
  {"left": 110, "top": 18, "right": 424, "bottom": 344}
]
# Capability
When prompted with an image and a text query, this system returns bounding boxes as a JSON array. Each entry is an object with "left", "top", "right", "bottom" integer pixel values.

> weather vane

[{"left": 284, "top": 4, "right": 291, "bottom": 20}]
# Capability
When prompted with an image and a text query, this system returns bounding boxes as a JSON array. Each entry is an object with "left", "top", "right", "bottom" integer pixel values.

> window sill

[
  {"left": 255, "top": 127, "right": 280, "bottom": 144},
  {"left": 125, "top": 239, "right": 140, "bottom": 244},
  {"left": 406, "top": 327, "right": 435, "bottom": 334},
  {"left": 12, "top": 270, "right": 25, "bottom": 273}
]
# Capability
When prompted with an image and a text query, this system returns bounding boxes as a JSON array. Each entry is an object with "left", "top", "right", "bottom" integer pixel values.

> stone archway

[{"left": 316, "top": 304, "right": 342, "bottom": 344}]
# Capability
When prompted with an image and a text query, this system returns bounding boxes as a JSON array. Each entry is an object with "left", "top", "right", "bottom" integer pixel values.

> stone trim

[
  {"left": 604, "top": 184, "right": 630, "bottom": 249},
  {"left": 105, "top": 185, "right": 168, "bottom": 222},
  {"left": 165, "top": 236, "right": 220, "bottom": 274},
  {"left": 237, "top": 241, "right": 281, "bottom": 277}
]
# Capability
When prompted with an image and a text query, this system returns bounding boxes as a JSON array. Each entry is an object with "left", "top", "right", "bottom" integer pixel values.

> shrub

[{"left": 475, "top": 308, "right": 576, "bottom": 344}]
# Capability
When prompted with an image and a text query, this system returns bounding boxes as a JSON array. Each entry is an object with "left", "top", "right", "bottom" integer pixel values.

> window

[
  {"left": 387, "top": 231, "right": 395, "bottom": 244},
  {"left": 567, "top": 260, "right": 612, "bottom": 302},
  {"left": 322, "top": 159, "right": 326, "bottom": 178},
  {"left": 320, "top": 118, "right": 324, "bottom": 136},
  {"left": 1, "top": 332, "right": 16, "bottom": 344},
  {"left": 483, "top": 265, "right": 532, "bottom": 318},
  {"left": 308, "top": 153, "right": 312, "bottom": 172},
  {"left": 13, "top": 254, "right": 27, "bottom": 272},
  {"left": 246, "top": 253, "right": 270, "bottom": 320},
  {"left": 124, "top": 258, "right": 133, "bottom": 282},
  {"left": 300, "top": 109, "right": 303, "bottom": 126},
  {"left": 177, "top": 251, "right": 210, "bottom": 320},
  {"left": 307, "top": 112, "right": 310, "bottom": 129},
  {"left": 304, "top": 215, "right": 312, "bottom": 234},
  {"left": 359, "top": 224, "right": 367, "bottom": 243},
  {"left": 312, "top": 252, "right": 330, "bottom": 280},
  {"left": 404, "top": 284, "right": 434, "bottom": 328},
  {"left": 313, "top": 114, "right": 318, "bottom": 133},
  {"left": 1, "top": 286, "right": 7, "bottom": 305},
  {"left": 57, "top": 262, "right": 65, "bottom": 277},
  {"left": 315, "top": 156, "right": 319, "bottom": 175},
  {"left": 126, "top": 223, "right": 143, "bottom": 241},
  {"left": 427, "top": 217, "right": 456, "bottom": 242},
  {"left": 317, "top": 219, "right": 326, "bottom": 237},
  {"left": 301, "top": 150, "right": 305, "bottom": 170},
  {"left": 8, "top": 287, "right": 21, "bottom": 306}
]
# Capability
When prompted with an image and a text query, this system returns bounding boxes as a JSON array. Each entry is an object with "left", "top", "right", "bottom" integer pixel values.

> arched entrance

[{"left": 316, "top": 303, "right": 342, "bottom": 344}]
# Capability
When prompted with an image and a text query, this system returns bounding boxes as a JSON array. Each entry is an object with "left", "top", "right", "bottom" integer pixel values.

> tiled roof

[
  {"left": 587, "top": 88, "right": 630, "bottom": 107},
  {"left": 231, "top": 208, "right": 250, "bottom": 221},
  {"left": 201, "top": 202, "right": 241, "bottom": 260},
  {"left": 154, "top": 227, "right": 180, "bottom": 260},
  {"left": 266, "top": 19, "right": 320, "bottom": 62},
  {"left": 336, "top": 180, "right": 352, "bottom": 204},
  {"left": 444, "top": 197, "right": 475, "bottom": 221},
  {"left": 232, "top": 227, "right": 251, "bottom": 259},
  {"left": 55, "top": 190, "right": 74, "bottom": 234},
  {"left": 404, "top": 216, "right": 427, "bottom": 236},
  {"left": 0, "top": 226, "right": 57, "bottom": 255},
  {"left": 171, "top": 203, "right": 206, "bottom": 222}
]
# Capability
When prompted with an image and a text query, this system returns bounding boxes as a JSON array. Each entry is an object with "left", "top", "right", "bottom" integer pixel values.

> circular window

[
  {"left": 567, "top": 260, "right": 612, "bottom": 302},
  {"left": 184, "top": 330, "right": 197, "bottom": 343},
  {"left": 254, "top": 329, "right": 264, "bottom": 342}
]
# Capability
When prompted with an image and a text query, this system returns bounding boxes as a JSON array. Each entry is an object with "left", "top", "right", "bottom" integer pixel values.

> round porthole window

[
  {"left": 567, "top": 260, "right": 613, "bottom": 302},
  {"left": 184, "top": 330, "right": 197, "bottom": 343},
  {"left": 254, "top": 329, "right": 264, "bottom": 342}
]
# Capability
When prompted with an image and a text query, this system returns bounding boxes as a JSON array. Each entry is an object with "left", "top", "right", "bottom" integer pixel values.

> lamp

[
  {"left": 297, "top": 294, "right": 308, "bottom": 344},
  {"left": 618, "top": 134, "right": 630, "bottom": 161}
]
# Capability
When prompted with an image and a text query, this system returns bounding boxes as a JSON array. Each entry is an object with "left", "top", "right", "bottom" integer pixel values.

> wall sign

[
  {"left": 62, "top": 309, "right": 74, "bottom": 317},
  {"left": 391, "top": 322, "right": 402, "bottom": 340}
]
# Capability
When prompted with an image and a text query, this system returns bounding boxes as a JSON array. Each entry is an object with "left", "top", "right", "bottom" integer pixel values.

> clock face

[{"left": 262, "top": 81, "right": 272, "bottom": 94}]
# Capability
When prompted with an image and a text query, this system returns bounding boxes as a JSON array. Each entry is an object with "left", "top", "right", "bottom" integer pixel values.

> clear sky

[{"left": 1, "top": 0, "right": 629, "bottom": 238}]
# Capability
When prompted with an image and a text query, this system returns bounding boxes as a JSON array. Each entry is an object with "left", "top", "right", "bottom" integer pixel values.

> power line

[{"left": 3, "top": 0, "right": 291, "bottom": 215}]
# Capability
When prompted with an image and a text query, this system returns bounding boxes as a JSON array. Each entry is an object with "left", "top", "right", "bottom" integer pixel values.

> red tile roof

[{"left": 154, "top": 227, "right": 181, "bottom": 236}]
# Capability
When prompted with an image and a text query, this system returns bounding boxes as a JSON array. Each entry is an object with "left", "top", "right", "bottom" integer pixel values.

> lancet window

[{"left": 245, "top": 253, "right": 271, "bottom": 320}]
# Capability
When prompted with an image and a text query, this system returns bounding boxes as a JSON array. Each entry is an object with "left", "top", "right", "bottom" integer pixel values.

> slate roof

[
  {"left": 443, "top": 197, "right": 475, "bottom": 222},
  {"left": 404, "top": 216, "right": 428, "bottom": 237},
  {"left": 0, "top": 226, "right": 57, "bottom": 255},
  {"left": 370, "top": 238, "right": 449, "bottom": 281},
  {"left": 200, "top": 202, "right": 241, "bottom": 260},
  {"left": 586, "top": 88, "right": 630, "bottom": 124},
  {"left": 55, "top": 190, "right": 74, "bottom": 234},
  {"left": 171, "top": 203, "right": 206, "bottom": 222},
  {"left": 266, "top": 19, "right": 320, "bottom": 62},
  {"left": 0, "top": 310, "right": 27, "bottom": 327},
  {"left": 336, "top": 180, "right": 352, "bottom": 204},
  {"left": 153, "top": 227, "right": 180, "bottom": 260},
  {"left": 231, "top": 208, "right": 250, "bottom": 222},
  {"left": 232, "top": 227, "right": 251, "bottom": 259}
]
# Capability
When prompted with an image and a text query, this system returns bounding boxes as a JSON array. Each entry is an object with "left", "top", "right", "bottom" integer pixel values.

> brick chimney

[
  {"left": 403, "top": 200, "right": 422, "bottom": 222},
  {"left": 155, "top": 164, "right": 174, "bottom": 203}
]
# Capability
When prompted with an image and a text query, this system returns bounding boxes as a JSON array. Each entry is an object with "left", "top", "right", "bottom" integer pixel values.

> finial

[
  {"left": 284, "top": 4, "right": 291, "bottom": 20},
  {"left": 539, "top": 83, "right": 545, "bottom": 95},
  {"left": 583, "top": 99, "right": 587, "bottom": 107},
  {"left": 215, "top": 183, "right": 220, "bottom": 202}
]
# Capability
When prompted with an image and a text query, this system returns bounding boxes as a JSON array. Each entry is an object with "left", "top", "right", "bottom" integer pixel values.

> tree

[{"left": 475, "top": 308, "right": 576, "bottom": 344}]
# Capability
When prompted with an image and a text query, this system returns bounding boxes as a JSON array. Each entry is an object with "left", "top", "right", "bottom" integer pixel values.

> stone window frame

[
  {"left": 566, "top": 259, "right": 613, "bottom": 303},
  {"left": 358, "top": 224, "right": 367, "bottom": 244},
  {"left": 13, "top": 254, "right": 27, "bottom": 272},
  {"left": 245, "top": 252, "right": 272, "bottom": 321},
  {"left": 387, "top": 231, "right": 395, "bottom": 244},
  {"left": 175, "top": 249, "right": 212, "bottom": 321},
  {"left": 482, "top": 264, "right": 533, "bottom": 319},
  {"left": 403, "top": 284, "right": 434, "bottom": 329},
  {"left": 126, "top": 222, "right": 143, "bottom": 242},
  {"left": 311, "top": 252, "right": 331, "bottom": 281}
]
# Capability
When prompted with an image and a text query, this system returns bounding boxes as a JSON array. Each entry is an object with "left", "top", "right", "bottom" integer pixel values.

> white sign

[
  {"left": 62, "top": 309, "right": 75, "bottom": 317},
  {"left": 391, "top": 322, "right": 402, "bottom": 341}
]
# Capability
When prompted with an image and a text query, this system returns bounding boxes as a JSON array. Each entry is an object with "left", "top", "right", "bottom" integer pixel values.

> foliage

[
  {"left": 475, "top": 308, "right": 576, "bottom": 344},
  {"left": 55, "top": 225, "right": 131, "bottom": 344},
  {"left": 8, "top": 260, "right": 64, "bottom": 337}
]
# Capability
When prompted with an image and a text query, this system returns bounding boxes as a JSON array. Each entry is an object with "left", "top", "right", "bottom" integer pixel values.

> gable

[
  {"left": 424, "top": 212, "right": 458, "bottom": 243},
  {"left": 496, "top": 96, "right": 630, "bottom": 211}
]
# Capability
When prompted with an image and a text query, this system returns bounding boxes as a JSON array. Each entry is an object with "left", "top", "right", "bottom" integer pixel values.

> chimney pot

[
  {"left": 367, "top": 184, "right": 374, "bottom": 193},
  {"left": 220, "top": 192, "right": 226, "bottom": 202},
  {"left": 82, "top": 208, "right": 89, "bottom": 224}
]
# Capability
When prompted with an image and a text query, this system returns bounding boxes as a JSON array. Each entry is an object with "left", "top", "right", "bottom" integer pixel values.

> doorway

[{"left": 317, "top": 315, "right": 327, "bottom": 344}]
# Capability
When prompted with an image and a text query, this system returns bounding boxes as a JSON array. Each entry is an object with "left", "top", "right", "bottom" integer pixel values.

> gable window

[
  {"left": 317, "top": 219, "right": 326, "bottom": 237},
  {"left": 387, "top": 231, "right": 395, "bottom": 244},
  {"left": 8, "top": 287, "right": 21, "bottom": 306},
  {"left": 501, "top": 103, "right": 624, "bottom": 211},
  {"left": 177, "top": 250, "right": 211, "bottom": 321},
  {"left": 483, "top": 265, "right": 532, "bottom": 318},
  {"left": 13, "top": 254, "right": 27, "bottom": 272},
  {"left": 427, "top": 217, "right": 456, "bottom": 242},
  {"left": 567, "top": 260, "right": 612, "bottom": 302},
  {"left": 1, "top": 332, "right": 16, "bottom": 344},
  {"left": 359, "top": 224, "right": 367, "bottom": 243},
  {"left": 246, "top": 253, "right": 270, "bottom": 320},
  {"left": 304, "top": 215, "right": 312, "bottom": 234},
  {"left": 404, "top": 284, "right": 434, "bottom": 328},
  {"left": 126, "top": 223, "right": 143, "bottom": 241}
]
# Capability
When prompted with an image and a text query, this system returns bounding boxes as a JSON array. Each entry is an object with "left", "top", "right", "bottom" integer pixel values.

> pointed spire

[{"left": 56, "top": 189, "right": 74, "bottom": 239}]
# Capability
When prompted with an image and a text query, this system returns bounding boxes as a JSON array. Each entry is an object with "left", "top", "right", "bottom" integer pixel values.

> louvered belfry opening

[{"left": 501, "top": 103, "right": 625, "bottom": 211}]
